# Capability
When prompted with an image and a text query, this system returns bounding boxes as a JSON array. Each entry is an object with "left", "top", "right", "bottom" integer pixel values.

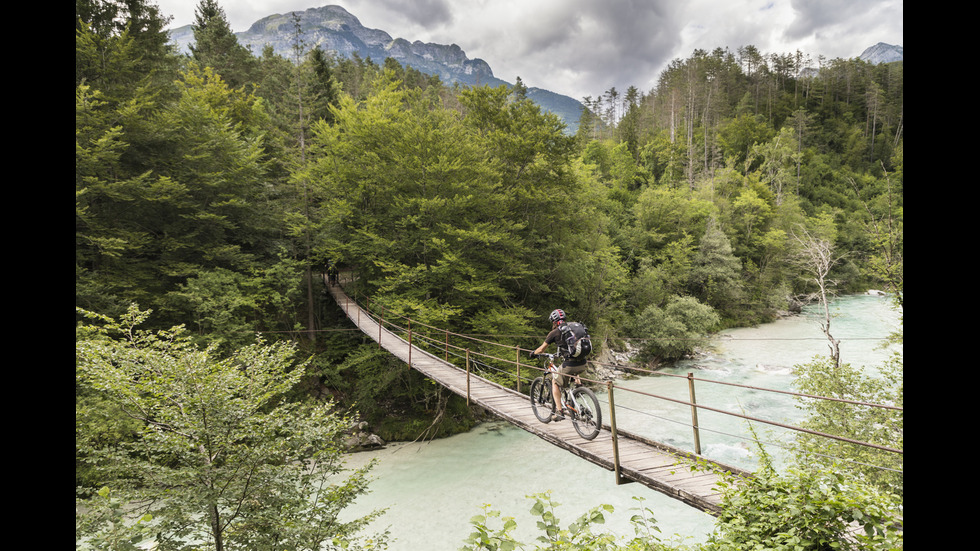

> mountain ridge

[
  {"left": 168, "top": 4, "right": 585, "bottom": 132},
  {"left": 167, "top": 5, "right": 902, "bottom": 135},
  {"left": 859, "top": 42, "right": 903, "bottom": 64}
]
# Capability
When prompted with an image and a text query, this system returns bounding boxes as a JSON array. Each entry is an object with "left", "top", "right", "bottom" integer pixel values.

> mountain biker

[{"left": 529, "top": 308, "right": 588, "bottom": 422}]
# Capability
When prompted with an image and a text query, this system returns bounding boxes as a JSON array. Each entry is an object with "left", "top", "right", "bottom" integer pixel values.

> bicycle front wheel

[
  {"left": 570, "top": 386, "right": 602, "bottom": 440},
  {"left": 530, "top": 376, "right": 555, "bottom": 423}
]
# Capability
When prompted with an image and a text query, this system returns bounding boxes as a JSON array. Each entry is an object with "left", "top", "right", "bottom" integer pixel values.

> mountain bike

[{"left": 528, "top": 353, "right": 602, "bottom": 440}]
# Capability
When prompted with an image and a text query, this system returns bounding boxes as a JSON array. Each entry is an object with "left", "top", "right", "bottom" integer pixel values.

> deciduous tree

[{"left": 76, "top": 306, "right": 387, "bottom": 550}]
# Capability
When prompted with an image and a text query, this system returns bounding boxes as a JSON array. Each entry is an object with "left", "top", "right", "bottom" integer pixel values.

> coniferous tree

[
  {"left": 76, "top": 0, "right": 178, "bottom": 103},
  {"left": 190, "top": 0, "right": 257, "bottom": 90},
  {"left": 690, "top": 218, "right": 744, "bottom": 315}
]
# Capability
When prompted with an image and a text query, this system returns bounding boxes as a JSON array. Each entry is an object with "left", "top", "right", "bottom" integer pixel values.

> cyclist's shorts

[{"left": 555, "top": 360, "right": 587, "bottom": 387}]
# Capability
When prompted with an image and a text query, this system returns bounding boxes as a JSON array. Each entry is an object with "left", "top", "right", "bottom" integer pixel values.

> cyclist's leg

[
  {"left": 561, "top": 361, "right": 587, "bottom": 409},
  {"left": 552, "top": 360, "right": 580, "bottom": 414},
  {"left": 551, "top": 369, "right": 564, "bottom": 418}
]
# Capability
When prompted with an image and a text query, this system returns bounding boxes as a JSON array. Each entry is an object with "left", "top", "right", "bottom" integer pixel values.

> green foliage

[
  {"left": 718, "top": 113, "right": 774, "bottom": 171},
  {"left": 190, "top": 0, "right": 258, "bottom": 89},
  {"left": 461, "top": 470, "right": 902, "bottom": 551},
  {"left": 75, "top": 486, "right": 155, "bottom": 550},
  {"left": 75, "top": 306, "right": 387, "bottom": 550},
  {"left": 462, "top": 492, "right": 621, "bottom": 551},
  {"left": 76, "top": 0, "right": 178, "bottom": 101},
  {"left": 76, "top": 58, "right": 294, "bottom": 331},
  {"left": 707, "top": 464, "right": 903, "bottom": 550},
  {"left": 462, "top": 494, "right": 701, "bottom": 551},
  {"left": 689, "top": 219, "right": 745, "bottom": 315},
  {"left": 793, "top": 355, "right": 904, "bottom": 495},
  {"left": 631, "top": 295, "right": 720, "bottom": 363},
  {"left": 631, "top": 186, "right": 717, "bottom": 256},
  {"left": 301, "top": 73, "right": 605, "bottom": 338}
]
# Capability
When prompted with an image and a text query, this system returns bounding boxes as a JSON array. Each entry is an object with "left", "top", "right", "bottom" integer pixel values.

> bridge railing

[{"left": 336, "top": 281, "right": 902, "bottom": 480}]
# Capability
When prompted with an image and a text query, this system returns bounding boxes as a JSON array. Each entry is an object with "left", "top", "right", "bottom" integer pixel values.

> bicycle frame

[{"left": 530, "top": 353, "right": 601, "bottom": 440}]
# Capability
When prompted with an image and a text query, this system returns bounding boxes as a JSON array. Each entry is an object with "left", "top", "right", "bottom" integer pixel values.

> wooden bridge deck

[{"left": 329, "top": 284, "right": 751, "bottom": 515}]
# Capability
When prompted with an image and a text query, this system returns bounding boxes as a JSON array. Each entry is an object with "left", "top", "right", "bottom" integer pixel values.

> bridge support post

[
  {"left": 515, "top": 348, "right": 521, "bottom": 393},
  {"left": 607, "top": 381, "right": 626, "bottom": 485},
  {"left": 688, "top": 373, "right": 702, "bottom": 455},
  {"left": 465, "top": 349, "right": 471, "bottom": 406}
]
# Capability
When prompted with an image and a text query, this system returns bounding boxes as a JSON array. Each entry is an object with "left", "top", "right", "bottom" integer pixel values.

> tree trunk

[{"left": 210, "top": 504, "right": 224, "bottom": 551}]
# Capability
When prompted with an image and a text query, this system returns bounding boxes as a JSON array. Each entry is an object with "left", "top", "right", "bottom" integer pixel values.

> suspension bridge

[{"left": 326, "top": 279, "right": 901, "bottom": 516}]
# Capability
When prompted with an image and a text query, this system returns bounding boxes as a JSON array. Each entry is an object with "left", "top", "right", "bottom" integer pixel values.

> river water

[{"left": 337, "top": 294, "right": 902, "bottom": 550}]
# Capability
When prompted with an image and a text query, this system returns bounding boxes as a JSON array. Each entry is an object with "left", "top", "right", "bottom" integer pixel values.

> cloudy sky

[{"left": 156, "top": 0, "right": 903, "bottom": 102}]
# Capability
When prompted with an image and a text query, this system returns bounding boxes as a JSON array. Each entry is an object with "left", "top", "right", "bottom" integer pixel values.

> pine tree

[
  {"left": 190, "top": 0, "right": 257, "bottom": 89},
  {"left": 690, "top": 218, "right": 744, "bottom": 314}
]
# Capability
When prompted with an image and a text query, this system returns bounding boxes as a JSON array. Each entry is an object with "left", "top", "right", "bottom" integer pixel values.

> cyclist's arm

[{"left": 531, "top": 328, "right": 560, "bottom": 356}]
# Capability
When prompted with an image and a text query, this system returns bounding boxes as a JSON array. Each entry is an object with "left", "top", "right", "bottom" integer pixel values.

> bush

[
  {"left": 632, "top": 295, "right": 720, "bottom": 363},
  {"left": 707, "top": 464, "right": 903, "bottom": 550}
]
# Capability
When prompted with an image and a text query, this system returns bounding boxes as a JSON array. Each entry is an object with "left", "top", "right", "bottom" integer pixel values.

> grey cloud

[
  {"left": 368, "top": 0, "right": 455, "bottom": 28},
  {"left": 509, "top": 0, "right": 685, "bottom": 96},
  {"left": 786, "top": 0, "right": 880, "bottom": 40}
]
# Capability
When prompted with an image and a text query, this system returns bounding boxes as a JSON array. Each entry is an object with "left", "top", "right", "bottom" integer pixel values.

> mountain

[
  {"left": 859, "top": 42, "right": 903, "bottom": 64},
  {"left": 167, "top": 4, "right": 583, "bottom": 133}
]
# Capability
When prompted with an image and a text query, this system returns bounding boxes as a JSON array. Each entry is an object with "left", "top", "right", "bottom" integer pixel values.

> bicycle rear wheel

[
  {"left": 530, "top": 376, "right": 555, "bottom": 423},
  {"left": 570, "top": 386, "right": 601, "bottom": 440}
]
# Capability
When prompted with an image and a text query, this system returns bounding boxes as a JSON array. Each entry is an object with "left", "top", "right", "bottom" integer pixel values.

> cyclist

[{"left": 529, "top": 308, "right": 588, "bottom": 421}]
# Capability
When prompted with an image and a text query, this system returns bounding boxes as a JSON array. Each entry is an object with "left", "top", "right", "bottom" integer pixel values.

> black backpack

[{"left": 559, "top": 322, "right": 592, "bottom": 359}]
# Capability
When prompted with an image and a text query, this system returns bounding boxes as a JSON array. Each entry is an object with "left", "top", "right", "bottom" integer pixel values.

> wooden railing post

[
  {"left": 608, "top": 381, "right": 624, "bottom": 484},
  {"left": 445, "top": 330, "right": 449, "bottom": 361},
  {"left": 688, "top": 373, "right": 702, "bottom": 455},
  {"left": 408, "top": 319, "right": 412, "bottom": 369},
  {"left": 515, "top": 347, "right": 521, "bottom": 393},
  {"left": 379, "top": 305, "right": 384, "bottom": 348},
  {"left": 466, "top": 349, "right": 471, "bottom": 406}
]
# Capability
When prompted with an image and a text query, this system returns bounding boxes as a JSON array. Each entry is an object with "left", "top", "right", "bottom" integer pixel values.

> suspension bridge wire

[
  {"left": 613, "top": 382, "right": 901, "bottom": 455},
  {"left": 593, "top": 392, "right": 902, "bottom": 475},
  {"left": 590, "top": 359, "right": 903, "bottom": 411}
]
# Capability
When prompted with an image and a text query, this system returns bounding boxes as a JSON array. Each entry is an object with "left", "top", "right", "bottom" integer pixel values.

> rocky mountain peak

[
  {"left": 233, "top": 4, "right": 501, "bottom": 88},
  {"left": 859, "top": 42, "right": 903, "bottom": 64},
  {"left": 165, "top": 4, "right": 584, "bottom": 132}
]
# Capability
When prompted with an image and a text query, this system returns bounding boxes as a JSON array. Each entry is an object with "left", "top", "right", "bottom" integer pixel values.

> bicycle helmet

[{"left": 548, "top": 309, "right": 566, "bottom": 324}]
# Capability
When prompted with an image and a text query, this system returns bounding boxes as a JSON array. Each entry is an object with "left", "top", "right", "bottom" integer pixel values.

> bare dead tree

[{"left": 791, "top": 225, "right": 844, "bottom": 366}]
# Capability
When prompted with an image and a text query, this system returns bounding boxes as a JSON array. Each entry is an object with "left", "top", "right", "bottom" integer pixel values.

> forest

[{"left": 76, "top": 1, "right": 903, "bottom": 549}]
